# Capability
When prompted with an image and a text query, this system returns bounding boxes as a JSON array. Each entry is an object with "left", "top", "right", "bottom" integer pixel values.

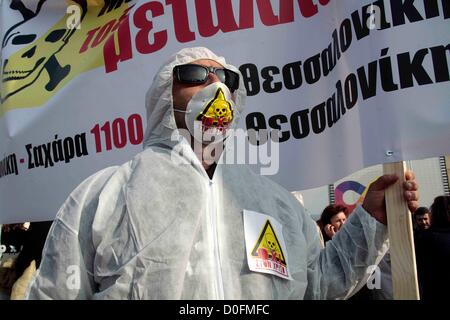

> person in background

[
  {"left": 316, "top": 202, "right": 394, "bottom": 300},
  {"left": 413, "top": 206, "right": 432, "bottom": 230},
  {"left": 0, "top": 221, "right": 52, "bottom": 300},
  {"left": 415, "top": 195, "right": 450, "bottom": 301},
  {"left": 317, "top": 204, "right": 349, "bottom": 244},
  {"left": 1, "top": 223, "right": 28, "bottom": 255},
  {"left": 0, "top": 223, "right": 29, "bottom": 299},
  {"left": 10, "top": 221, "right": 53, "bottom": 299}
]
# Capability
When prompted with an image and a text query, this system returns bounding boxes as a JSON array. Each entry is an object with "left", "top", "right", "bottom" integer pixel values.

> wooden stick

[{"left": 383, "top": 162, "right": 419, "bottom": 300}]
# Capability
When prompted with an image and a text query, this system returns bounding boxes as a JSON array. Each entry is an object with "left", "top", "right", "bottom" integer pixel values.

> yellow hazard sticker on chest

[{"left": 243, "top": 210, "right": 292, "bottom": 280}]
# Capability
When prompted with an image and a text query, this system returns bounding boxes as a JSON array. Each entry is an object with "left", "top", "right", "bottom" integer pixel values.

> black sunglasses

[{"left": 173, "top": 64, "right": 240, "bottom": 93}]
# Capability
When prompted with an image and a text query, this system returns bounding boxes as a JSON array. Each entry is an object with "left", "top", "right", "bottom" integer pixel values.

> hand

[
  {"left": 324, "top": 224, "right": 337, "bottom": 238},
  {"left": 362, "top": 170, "right": 419, "bottom": 225}
]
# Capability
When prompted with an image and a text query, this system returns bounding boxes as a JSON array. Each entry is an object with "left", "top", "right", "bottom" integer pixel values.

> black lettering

[
  {"left": 344, "top": 73, "right": 358, "bottom": 109},
  {"left": 290, "top": 109, "right": 310, "bottom": 139},
  {"left": 339, "top": 18, "right": 352, "bottom": 53},
  {"left": 332, "top": 29, "right": 341, "bottom": 63},
  {"left": 246, "top": 112, "right": 267, "bottom": 145},
  {"left": 9, "top": 156, "right": 14, "bottom": 175},
  {"left": 63, "top": 137, "right": 75, "bottom": 163},
  {"left": 52, "top": 135, "right": 64, "bottom": 162},
  {"left": 304, "top": 53, "right": 321, "bottom": 84},
  {"left": 336, "top": 80, "right": 346, "bottom": 116},
  {"left": 4, "top": 157, "right": 8, "bottom": 175},
  {"left": 373, "top": 0, "right": 392, "bottom": 30},
  {"left": 261, "top": 66, "right": 282, "bottom": 93},
  {"left": 326, "top": 93, "right": 339, "bottom": 127},
  {"left": 74, "top": 133, "right": 89, "bottom": 157},
  {"left": 33, "top": 145, "right": 44, "bottom": 167},
  {"left": 391, "top": 0, "right": 424, "bottom": 26},
  {"left": 26, "top": 144, "right": 34, "bottom": 169},
  {"left": 282, "top": 61, "right": 303, "bottom": 90},
  {"left": 379, "top": 48, "right": 399, "bottom": 92},
  {"left": 429, "top": 44, "right": 450, "bottom": 82},
  {"left": 351, "top": 5, "right": 371, "bottom": 40},
  {"left": 0, "top": 159, "right": 4, "bottom": 177},
  {"left": 310, "top": 102, "right": 326, "bottom": 134},
  {"left": 268, "top": 114, "right": 290, "bottom": 142},
  {"left": 42, "top": 143, "right": 54, "bottom": 168},
  {"left": 11, "top": 154, "right": 18, "bottom": 175},
  {"left": 398, "top": 49, "right": 433, "bottom": 88},
  {"left": 357, "top": 60, "right": 378, "bottom": 100},
  {"left": 239, "top": 63, "right": 260, "bottom": 96},
  {"left": 5, "top": 157, "right": 11, "bottom": 175},
  {"left": 424, "top": 0, "right": 440, "bottom": 19},
  {"left": 443, "top": 0, "right": 450, "bottom": 19},
  {"left": 321, "top": 44, "right": 335, "bottom": 76}
]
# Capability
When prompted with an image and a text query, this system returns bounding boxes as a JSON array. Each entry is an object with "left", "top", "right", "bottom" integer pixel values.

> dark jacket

[{"left": 415, "top": 227, "right": 450, "bottom": 300}]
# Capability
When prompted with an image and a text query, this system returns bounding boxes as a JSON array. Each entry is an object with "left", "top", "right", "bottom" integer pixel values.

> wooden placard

[{"left": 383, "top": 162, "right": 419, "bottom": 300}]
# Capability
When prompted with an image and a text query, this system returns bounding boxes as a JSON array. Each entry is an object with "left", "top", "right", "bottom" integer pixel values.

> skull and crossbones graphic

[{"left": 1, "top": 0, "right": 87, "bottom": 103}]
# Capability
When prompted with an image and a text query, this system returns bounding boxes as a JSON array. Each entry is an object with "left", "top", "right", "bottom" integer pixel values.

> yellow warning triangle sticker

[
  {"left": 251, "top": 220, "right": 286, "bottom": 266},
  {"left": 195, "top": 87, "right": 233, "bottom": 121}
]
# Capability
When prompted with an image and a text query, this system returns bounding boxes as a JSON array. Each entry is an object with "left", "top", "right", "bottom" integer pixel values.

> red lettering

[
  {"left": 297, "top": 0, "right": 318, "bottom": 18},
  {"left": 195, "top": 0, "right": 240, "bottom": 37},
  {"left": 103, "top": 10, "right": 133, "bottom": 73},
  {"left": 79, "top": 27, "right": 99, "bottom": 53},
  {"left": 257, "top": 0, "right": 294, "bottom": 26},
  {"left": 166, "top": 0, "right": 196, "bottom": 43},
  {"left": 95, "top": 0, "right": 333, "bottom": 73},
  {"left": 134, "top": 1, "right": 168, "bottom": 54},
  {"left": 297, "top": 0, "right": 330, "bottom": 18},
  {"left": 92, "top": 20, "right": 116, "bottom": 47},
  {"left": 239, "top": 0, "right": 254, "bottom": 29},
  {"left": 111, "top": 5, "right": 135, "bottom": 33},
  {"left": 257, "top": 0, "right": 278, "bottom": 25},
  {"left": 280, "top": 0, "right": 294, "bottom": 23}
]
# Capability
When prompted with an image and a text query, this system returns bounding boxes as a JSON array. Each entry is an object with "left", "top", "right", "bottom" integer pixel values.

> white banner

[{"left": 1, "top": 0, "right": 449, "bottom": 223}]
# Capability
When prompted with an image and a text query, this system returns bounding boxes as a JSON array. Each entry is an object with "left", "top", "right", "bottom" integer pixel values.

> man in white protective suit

[{"left": 25, "top": 47, "right": 419, "bottom": 299}]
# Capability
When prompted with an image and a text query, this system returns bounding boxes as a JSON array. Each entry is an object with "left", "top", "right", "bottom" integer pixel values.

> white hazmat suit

[{"left": 27, "top": 47, "right": 388, "bottom": 300}]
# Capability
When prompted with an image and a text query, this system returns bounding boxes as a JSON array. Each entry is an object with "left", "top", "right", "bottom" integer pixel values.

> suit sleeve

[
  {"left": 25, "top": 167, "right": 117, "bottom": 300},
  {"left": 304, "top": 205, "right": 389, "bottom": 299}
]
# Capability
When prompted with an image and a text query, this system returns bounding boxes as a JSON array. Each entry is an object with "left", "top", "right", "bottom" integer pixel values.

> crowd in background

[
  {"left": 313, "top": 195, "right": 450, "bottom": 300},
  {"left": 0, "top": 221, "right": 52, "bottom": 299}
]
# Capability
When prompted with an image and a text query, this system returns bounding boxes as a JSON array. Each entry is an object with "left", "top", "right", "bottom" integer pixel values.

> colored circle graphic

[{"left": 335, "top": 181, "right": 366, "bottom": 212}]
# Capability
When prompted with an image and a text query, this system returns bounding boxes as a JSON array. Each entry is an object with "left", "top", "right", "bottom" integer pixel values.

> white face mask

[{"left": 174, "top": 82, "right": 236, "bottom": 144}]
